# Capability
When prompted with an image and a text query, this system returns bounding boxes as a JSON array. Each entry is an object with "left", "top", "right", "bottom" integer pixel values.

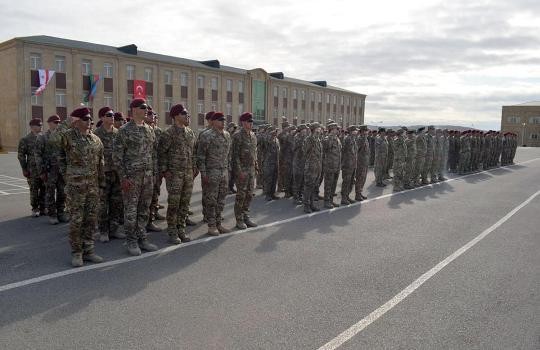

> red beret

[
  {"left": 239, "top": 112, "right": 253, "bottom": 122},
  {"left": 212, "top": 112, "right": 225, "bottom": 121},
  {"left": 205, "top": 111, "right": 215, "bottom": 120},
  {"left": 113, "top": 112, "right": 125, "bottom": 121},
  {"left": 98, "top": 106, "right": 113, "bottom": 117},
  {"left": 129, "top": 98, "right": 146, "bottom": 109},
  {"left": 169, "top": 104, "right": 186, "bottom": 118},
  {"left": 70, "top": 107, "right": 91, "bottom": 118},
  {"left": 29, "top": 118, "right": 43, "bottom": 127},
  {"left": 47, "top": 115, "right": 61, "bottom": 123}
]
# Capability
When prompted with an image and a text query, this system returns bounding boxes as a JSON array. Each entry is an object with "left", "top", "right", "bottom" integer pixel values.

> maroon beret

[
  {"left": 129, "top": 98, "right": 146, "bottom": 109},
  {"left": 239, "top": 112, "right": 253, "bottom": 122},
  {"left": 170, "top": 104, "right": 186, "bottom": 118},
  {"left": 212, "top": 112, "right": 225, "bottom": 121},
  {"left": 98, "top": 106, "right": 113, "bottom": 117},
  {"left": 113, "top": 112, "right": 125, "bottom": 121},
  {"left": 70, "top": 107, "right": 91, "bottom": 118},
  {"left": 205, "top": 111, "right": 215, "bottom": 120},
  {"left": 29, "top": 118, "right": 42, "bottom": 127},
  {"left": 47, "top": 115, "right": 61, "bottom": 123}
]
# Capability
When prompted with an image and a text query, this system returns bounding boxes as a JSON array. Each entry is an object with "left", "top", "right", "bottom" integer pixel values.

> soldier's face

[
  {"left": 132, "top": 105, "right": 147, "bottom": 119},
  {"left": 30, "top": 125, "right": 42, "bottom": 133},
  {"left": 48, "top": 122, "right": 58, "bottom": 131}
]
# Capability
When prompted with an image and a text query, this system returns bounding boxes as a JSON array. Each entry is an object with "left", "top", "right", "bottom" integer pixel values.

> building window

[
  {"left": 238, "top": 103, "right": 244, "bottom": 116},
  {"left": 104, "top": 94, "right": 113, "bottom": 108},
  {"left": 319, "top": 93, "right": 323, "bottom": 103},
  {"left": 226, "top": 103, "right": 232, "bottom": 117},
  {"left": 30, "top": 53, "right": 41, "bottom": 70},
  {"left": 530, "top": 133, "right": 538, "bottom": 139},
  {"left": 146, "top": 96, "right": 153, "bottom": 107},
  {"left": 164, "top": 70, "right": 172, "bottom": 85},
  {"left": 55, "top": 56, "right": 65, "bottom": 73},
  {"left": 226, "top": 79, "right": 232, "bottom": 92},
  {"left": 211, "top": 77, "right": 218, "bottom": 90},
  {"left": 164, "top": 98, "right": 173, "bottom": 125},
  {"left": 197, "top": 102, "right": 204, "bottom": 114},
  {"left": 127, "top": 94, "right": 133, "bottom": 113},
  {"left": 82, "top": 59, "right": 92, "bottom": 76},
  {"left": 144, "top": 67, "right": 153, "bottom": 82},
  {"left": 238, "top": 81, "right": 244, "bottom": 93},
  {"left": 292, "top": 89, "right": 297, "bottom": 100},
  {"left": 104, "top": 63, "right": 113, "bottom": 78},
  {"left": 31, "top": 94, "right": 43, "bottom": 106},
  {"left": 181, "top": 72, "right": 188, "bottom": 86},
  {"left": 529, "top": 116, "right": 540, "bottom": 124},
  {"left": 126, "top": 65, "right": 135, "bottom": 80},
  {"left": 197, "top": 75, "right": 205, "bottom": 89},
  {"left": 211, "top": 104, "right": 216, "bottom": 111},
  {"left": 326, "top": 94, "right": 330, "bottom": 104},
  {"left": 282, "top": 87, "right": 288, "bottom": 98},
  {"left": 55, "top": 92, "right": 66, "bottom": 107},
  {"left": 274, "top": 86, "right": 278, "bottom": 97}
]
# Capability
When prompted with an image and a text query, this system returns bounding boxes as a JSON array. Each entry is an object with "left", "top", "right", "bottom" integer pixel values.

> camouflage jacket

[
  {"left": 158, "top": 124, "right": 196, "bottom": 173},
  {"left": 356, "top": 134, "right": 370, "bottom": 168},
  {"left": 459, "top": 136, "right": 471, "bottom": 153},
  {"left": 113, "top": 120, "right": 156, "bottom": 179},
  {"left": 94, "top": 125, "right": 118, "bottom": 172},
  {"left": 303, "top": 134, "right": 323, "bottom": 174},
  {"left": 263, "top": 136, "right": 279, "bottom": 167},
  {"left": 232, "top": 128, "right": 257, "bottom": 175},
  {"left": 341, "top": 134, "right": 358, "bottom": 171},
  {"left": 278, "top": 131, "right": 294, "bottom": 165},
  {"left": 41, "top": 129, "right": 57, "bottom": 171},
  {"left": 196, "top": 128, "right": 231, "bottom": 175},
  {"left": 405, "top": 137, "right": 417, "bottom": 163},
  {"left": 425, "top": 134, "right": 435, "bottom": 159},
  {"left": 59, "top": 128, "right": 104, "bottom": 187},
  {"left": 323, "top": 134, "right": 342, "bottom": 172},
  {"left": 292, "top": 133, "right": 306, "bottom": 172},
  {"left": 393, "top": 135, "right": 407, "bottom": 162},
  {"left": 374, "top": 135, "right": 388, "bottom": 162},
  {"left": 17, "top": 132, "right": 45, "bottom": 176}
]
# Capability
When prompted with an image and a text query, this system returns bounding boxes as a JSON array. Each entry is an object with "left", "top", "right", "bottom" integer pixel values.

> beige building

[
  {"left": 0, "top": 35, "right": 366, "bottom": 150},
  {"left": 501, "top": 101, "right": 540, "bottom": 147}
]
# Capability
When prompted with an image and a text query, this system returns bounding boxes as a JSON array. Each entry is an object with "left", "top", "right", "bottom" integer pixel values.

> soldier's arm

[
  {"left": 59, "top": 132, "right": 68, "bottom": 176},
  {"left": 196, "top": 133, "right": 208, "bottom": 176},
  {"left": 17, "top": 138, "right": 28, "bottom": 172},
  {"left": 231, "top": 134, "right": 242, "bottom": 175},
  {"left": 112, "top": 131, "right": 126, "bottom": 180},
  {"left": 158, "top": 131, "right": 170, "bottom": 174},
  {"left": 97, "top": 141, "right": 106, "bottom": 188}
]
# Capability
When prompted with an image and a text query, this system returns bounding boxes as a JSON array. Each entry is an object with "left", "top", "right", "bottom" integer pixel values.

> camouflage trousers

[
  {"left": 341, "top": 169, "right": 356, "bottom": 199},
  {"left": 27, "top": 175, "right": 46, "bottom": 211},
  {"left": 458, "top": 152, "right": 470, "bottom": 174},
  {"left": 303, "top": 171, "right": 321, "bottom": 205},
  {"left": 292, "top": 166, "right": 304, "bottom": 199},
  {"left": 439, "top": 155, "right": 448, "bottom": 177},
  {"left": 355, "top": 163, "right": 368, "bottom": 197},
  {"left": 166, "top": 171, "right": 194, "bottom": 236},
  {"left": 263, "top": 163, "right": 278, "bottom": 197},
  {"left": 46, "top": 168, "right": 66, "bottom": 217},
  {"left": 234, "top": 170, "right": 255, "bottom": 222},
  {"left": 202, "top": 169, "right": 228, "bottom": 227},
  {"left": 123, "top": 171, "right": 153, "bottom": 243},
  {"left": 385, "top": 154, "right": 393, "bottom": 177},
  {"left": 256, "top": 156, "right": 264, "bottom": 188},
  {"left": 374, "top": 156, "right": 386, "bottom": 184},
  {"left": 150, "top": 174, "right": 162, "bottom": 217},
  {"left": 421, "top": 156, "right": 433, "bottom": 183},
  {"left": 323, "top": 170, "right": 339, "bottom": 202},
  {"left": 98, "top": 171, "right": 123, "bottom": 236},
  {"left": 431, "top": 156, "right": 440, "bottom": 180},
  {"left": 66, "top": 180, "right": 99, "bottom": 254},
  {"left": 281, "top": 160, "right": 294, "bottom": 196},
  {"left": 404, "top": 159, "right": 416, "bottom": 186},
  {"left": 413, "top": 156, "right": 425, "bottom": 184},
  {"left": 393, "top": 159, "right": 406, "bottom": 189}
]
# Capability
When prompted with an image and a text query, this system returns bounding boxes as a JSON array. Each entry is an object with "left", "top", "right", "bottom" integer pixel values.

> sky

[{"left": 1, "top": 0, "right": 539, "bottom": 130}]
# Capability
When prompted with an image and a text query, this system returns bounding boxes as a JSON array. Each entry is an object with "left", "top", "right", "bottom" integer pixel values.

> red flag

[{"left": 134, "top": 80, "right": 146, "bottom": 99}]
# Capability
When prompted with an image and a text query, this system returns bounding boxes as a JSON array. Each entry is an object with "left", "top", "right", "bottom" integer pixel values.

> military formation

[{"left": 17, "top": 103, "right": 518, "bottom": 267}]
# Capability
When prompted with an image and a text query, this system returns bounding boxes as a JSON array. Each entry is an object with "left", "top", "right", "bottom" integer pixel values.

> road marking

[
  {"left": 0, "top": 159, "right": 538, "bottom": 293},
  {"left": 317, "top": 188, "right": 540, "bottom": 350},
  {"left": 0, "top": 181, "right": 29, "bottom": 190}
]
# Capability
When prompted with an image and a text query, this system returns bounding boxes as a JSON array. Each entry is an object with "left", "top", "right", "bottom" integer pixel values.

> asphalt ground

[{"left": 0, "top": 148, "right": 539, "bottom": 349}]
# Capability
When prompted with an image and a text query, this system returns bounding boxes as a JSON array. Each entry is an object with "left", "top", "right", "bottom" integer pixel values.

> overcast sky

[{"left": 2, "top": 0, "right": 539, "bottom": 130}]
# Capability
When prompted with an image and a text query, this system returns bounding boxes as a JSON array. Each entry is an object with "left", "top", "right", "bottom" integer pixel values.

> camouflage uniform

[
  {"left": 94, "top": 125, "right": 123, "bottom": 239},
  {"left": 422, "top": 131, "right": 434, "bottom": 183},
  {"left": 322, "top": 129, "right": 341, "bottom": 207},
  {"left": 113, "top": 120, "right": 156, "bottom": 245},
  {"left": 430, "top": 133, "right": 441, "bottom": 181},
  {"left": 194, "top": 125, "right": 212, "bottom": 221},
  {"left": 42, "top": 129, "right": 66, "bottom": 218},
  {"left": 17, "top": 132, "right": 46, "bottom": 212},
  {"left": 374, "top": 133, "right": 388, "bottom": 186},
  {"left": 196, "top": 128, "right": 232, "bottom": 229},
  {"left": 385, "top": 133, "right": 394, "bottom": 179},
  {"left": 354, "top": 130, "right": 370, "bottom": 200},
  {"left": 150, "top": 125, "right": 163, "bottom": 220},
  {"left": 278, "top": 128, "right": 294, "bottom": 197},
  {"left": 458, "top": 133, "right": 471, "bottom": 174},
  {"left": 413, "top": 131, "right": 426, "bottom": 185},
  {"left": 59, "top": 128, "right": 105, "bottom": 256},
  {"left": 292, "top": 127, "right": 307, "bottom": 203},
  {"left": 392, "top": 131, "right": 407, "bottom": 191},
  {"left": 256, "top": 128, "right": 267, "bottom": 189},
  {"left": 404, "top": 132, "right": 417, "bottom": 188},
  {"left": 341, "top": 128, "right": 358, "bottom": 202},
  {"left": 159, "top": 124, "right": 196, "bottom": 240},
  {"left": 232, "top": 128, "right": 257, "bottom": 224},
  {"left": 263, "top": 133, "right": 280, "bottom": 199},
  {"left": 302, "top": 128, "right": 323, "bottom": 211}
]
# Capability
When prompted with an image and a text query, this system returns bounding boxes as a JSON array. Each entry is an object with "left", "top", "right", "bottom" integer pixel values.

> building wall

[
  {"left": 0, "top": 42, "right": 21, "bottom": 150},
  {"left": 501, "top": 105, "right": 540, "bottom": 147}
]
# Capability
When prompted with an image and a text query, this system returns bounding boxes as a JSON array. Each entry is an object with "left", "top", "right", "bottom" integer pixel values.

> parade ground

[{"left": 0, "top": 148, "right": 539, "bottom": 349}]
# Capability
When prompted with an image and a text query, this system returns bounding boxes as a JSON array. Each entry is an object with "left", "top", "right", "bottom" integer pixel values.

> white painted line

[
  {"left": 317, "top": 188, "right": 540, "bottom": 350},
  {"left": 0, "top": 191, "right": 29, "bottom": 196},
  {"left": 0, "top": 159, "right": 538, "bottom": 294},
  {"left": 0, "top": 181, "right": 29, "bottom": 190},
  {"left": 0, "top": 174, "right": 26, "bottom": 181}
]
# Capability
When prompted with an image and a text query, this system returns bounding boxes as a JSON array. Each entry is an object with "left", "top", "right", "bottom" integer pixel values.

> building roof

[
  {"left": 505, "top": 101, "right": 540, "bottom": 107},
  {"left": 12, "top": 35, "right": 365, "bottom": 96}
]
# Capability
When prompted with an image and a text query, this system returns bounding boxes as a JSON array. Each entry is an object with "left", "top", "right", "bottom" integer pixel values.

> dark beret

[
  {"left": 70, "top": 107, "right": 91, "bottom": 118},
  {"left": 98, "top": 106, "right": 113, "bottom": 117},
  {"left": 310, "top": 122, "right": 322, "bottom": 130},
  {"left": 29, "top": 118, "right": 42, "bottom": 127},
  {"left": 113, "top": 112, "right": 125, "bottom": 121},
  {"left": 378, "top": 127, "right": 386, "bottom": 132},
  {"left": 169, "top": 104, "right": 186, "bottom": 118},
  {"left": 417, "top": 127, "right": 425, "bottom": 132},
  {"left": 205, "top": 111, "right": 215, "bottom": 120},
  {"left": 47, "top": 115, "right": 61, "bottom": 123},
  {"left": 212, "top": 112, "right": 225, "bottom": 121},
  {"left": 239, "top": 112, "right": 253, "bottom": 122},
  {"left": 129, "top": 98, "right": 146, "bottom": 109}
]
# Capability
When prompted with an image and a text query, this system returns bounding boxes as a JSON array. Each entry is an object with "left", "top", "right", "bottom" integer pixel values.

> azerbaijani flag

[{"left": 85, "top": 74, "right": 101, "bottom": 102}]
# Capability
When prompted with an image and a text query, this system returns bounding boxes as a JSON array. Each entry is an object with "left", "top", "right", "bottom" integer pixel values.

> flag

[
  {"left": 84, "top": 74, "right": 101, "bottom": 102},
  {"left": 34, "top": 69, "right": 55, "bottom": 96},
  {"left": 134, "top": 80, "right": 146, "bottom": 99}
]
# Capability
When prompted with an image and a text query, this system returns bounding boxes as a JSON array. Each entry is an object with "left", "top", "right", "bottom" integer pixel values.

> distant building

[
  {"left": 0, "top": 35, "right": 366, "bottom": 150},
  {"left": 501, "top": 101, "right": 540, "bottom": 147}
]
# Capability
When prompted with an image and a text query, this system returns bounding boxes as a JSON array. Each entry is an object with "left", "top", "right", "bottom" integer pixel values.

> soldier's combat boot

[
  {"left": 348, "top": 197, "right": 357, "bottom": 203},
  {"left": 304, "top": 204, "right": 312, "bottom": 213},
  {"left": 31, "top": 209, "right": 40, "bottom": 217},
  {"left": 310, "top": 203, "right": 320, "bottom": 212},
  {"left": 332, "top": 201, "right": 341, "bottom": 207},
  {"left": 146, "top": 222, "right": 162, "bottom": 232},
  {"left": 71, "top": 253, "right": 83, "bottom": 267},
  {"left": 58, "top": 213, "right": 70, "bottom": 223},
  {"left": 127, "top": 241, "right": 141, "bottom": 256},
  {"left": 244, "top": 217, "right": 258, "bottom": 228},
  {"left": 179, "top": 232, "right": 191, "bottom": 243},
  {"left": 217, "top": 224, "right": 231, "bottom": 234},
  {"left": 185, "top": 217, "right": 197, "bottom": 226},
  {"left": 83, "top": 252, "right": 104, "bottom": 263},
  {"left": 207, "top": 226, "right": 219, "bottom": 236},
  {"left": 158, "top": 204, "right": 165, "bottom": 209},
  {"left": 110, "top": 230, "right": 126, "bottom": 239},
  {"left": 154, "top": 211, "right": 166, "bottom": 220},
  {"left": 168, "top": 234, "right": 181, "bottom": 245},
  {"left": 99, "top": 233, "right": 110, "bottom": 243},
  {"left": 324, "top": 201, "right": 334, "bottom": 209},
  {"left": 49, "top": 216, "right": 59, "bottom": 225},
  {"left": 341, "top": 198, "right": 350, "bottom": 205},
  {"left": 139, "top": 239, "right": 158, "bottom": 252},
  {"left": 187, "top": 209, "right": 194, "bottom": 215},
  {"left": 236, "top": 221, "right": 248, "bottom": 230}
]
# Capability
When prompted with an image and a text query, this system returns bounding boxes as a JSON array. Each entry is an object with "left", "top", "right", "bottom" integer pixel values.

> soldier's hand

[
  {"left": 22, "top": 170, "right": 30, "bottom": 178},
  {"left": 121, "top": 178, "right": 133, "bottom": 192}
]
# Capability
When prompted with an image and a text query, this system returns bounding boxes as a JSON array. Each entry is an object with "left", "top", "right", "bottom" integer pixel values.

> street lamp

[{"left": 521, "top": 122, "right": 526, "bottom": 146}]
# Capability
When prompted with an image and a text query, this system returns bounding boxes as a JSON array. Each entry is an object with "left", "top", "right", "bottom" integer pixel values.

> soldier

[
  {"left": 392, "top": 128, "right": 407, "bottom": 191},
  {"left": 404, "top": 129, "right": 417, "bottom": 189},
  {"left": 278, "top": 125, "right": 295, "bottom": 198},
  {"left": 292, "top": 124, "right": 308, "bottom": 205},
  {"left": 196, "top": 112, "right": 232, "bottom": 236},
  {"left": 159, "top": 104, "right": 196, "bottom": 244},
  {"left": 422, "top": 125, "right": 435, "bottom": 184},
  {"left": 341, "top": 125, "right": 358, "bottom": 204},
  {"left": 59, "top": 107, "right": 105, "bottom": 267},
  {"left": 256, "top": 124, "right": 268, "bottom": 189},
  {"left": 323, "top": 123, "right": 342, "bottom": 209},
  {"left": 94, "top": 107, "right": 125, "bottom": 243},
  {"left": 303, "top": 122, "right": 323, "bottom": 213},
  {"left": 263, "top": 126, "right": 280, "bottom": 201},
  {"left": 18, "top": 118, "right": 46, "bottom": 217},
  {"left": 113, "top": 112, "right": 126, "bottom": 129},
  {"left": 146, "top": 109, "right": 164, "bottom": 232},
  {"left": 232, "top": 112, "right": 258, "bottom": 229},
  {"left": 412, "top": 127, "right": 426, "bottom": 186},
  {"left": 439, "top": 129, "right": 449, "bottom": 180},
  {"left": 194, "top": 111, "right": 216, "bottom": 224},
  {"left": 227, "top": 121, "right": 238, "bottom": 194},
  {"left": 42, "top": 115, "right": 67, "bottom": 224},
  {"left": 458, "top": 131, "right": 471, "bottom": 174},
  {"left": 113, "top": 98, "right": 158, "bottom": 256},
  {"left": 354, "top": 125, "right": 370, "bottom": 201},
  {"left": 374, "top": 127, "right": 388, "bottom": 187},
  {"left": 384, "top": 129, "right": 394, "bottom": 180},
  {"left": 430, "top": 129, "right": 442, "bottom": 182},
  {"left": 369, "top": 130, "right": 376, "bottom": 167}
]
